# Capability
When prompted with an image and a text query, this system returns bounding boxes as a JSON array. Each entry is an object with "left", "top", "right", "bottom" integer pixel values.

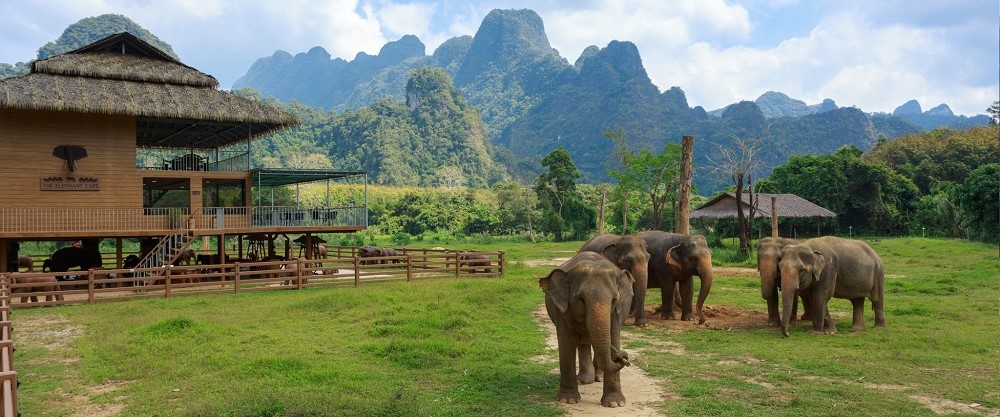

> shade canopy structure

[
  {"left": 251, "top": 169, "right": 367, "bottom": 188},
  {"left": 0, "top": 32, "right": 298, "bottom": 149},
  {"left": 690, "top": 193, "right": 836, "bottom": 220}
]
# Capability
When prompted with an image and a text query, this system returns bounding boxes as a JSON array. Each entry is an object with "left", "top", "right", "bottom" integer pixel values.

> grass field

[{"left": 13, "top": 237, "right": 999, "bottom": 416}]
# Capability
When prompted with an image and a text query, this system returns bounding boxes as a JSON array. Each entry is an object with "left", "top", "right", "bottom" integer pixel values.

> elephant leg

[
  {"left": 660, "top": 282, "right": 676, "bottom": 320},
  {"left": 808, "top": 292, "right": 831, "bottom": 335},
  {"left": 766, "top": 287, "right": 780, "bottom": 327},
  {"left": 555, "top": 325, "right": 582, "bottom": 403},
  {"left": 850, "top": 298, "right": 866, "bottom": 330},
  {"left": 789, "top": 293, "right": 799, "bottom": 325},
  {"left": 799, "top": 291, "right": 812, "bottom": 321},
  {"left": 600, "top": 367, "right": 626, "bottom": 407},
  {"left": 678, "top": 278, "right": 695, "bottom": 321},
  {"left": 872, "top": 297, "right": 886, "bottom": 328},
  {"left": 577, "top": 343, "right": 596, "bottom": 384}
]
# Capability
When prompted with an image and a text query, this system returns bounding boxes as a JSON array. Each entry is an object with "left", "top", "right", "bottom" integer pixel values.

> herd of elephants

[{"left": 539, "top": 230, "right": 886, "bottom": 408}]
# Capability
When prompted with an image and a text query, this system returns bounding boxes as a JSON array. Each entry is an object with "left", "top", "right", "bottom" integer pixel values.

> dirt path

[{"left": 532, "top": 306, "right": 668, "bottom": 416}]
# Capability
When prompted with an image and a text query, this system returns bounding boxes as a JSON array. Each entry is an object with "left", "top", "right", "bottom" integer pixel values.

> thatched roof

[
  {"left": 0, "top": 32, "right": 297, "bottom": 149},
  {"left": 690, "top": 193, "right": 836, "bottom": 219}
]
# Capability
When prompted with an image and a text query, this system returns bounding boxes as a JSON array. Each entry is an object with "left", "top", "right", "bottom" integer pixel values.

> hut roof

[
  {"left": 690, "top": 193, "right": 836, "bottom": 219},
  {"left": 0, "top": 32, "right": 297, "bottom": 149}
]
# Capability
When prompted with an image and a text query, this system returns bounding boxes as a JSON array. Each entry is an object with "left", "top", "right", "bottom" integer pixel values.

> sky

[{"left": 1, "top": 0, "right": 997, "bottom": 116}]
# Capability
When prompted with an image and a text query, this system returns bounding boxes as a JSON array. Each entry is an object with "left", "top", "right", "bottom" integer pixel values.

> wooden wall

[{"left": 0, "top": 109, "right": 142, "bottom": 209}]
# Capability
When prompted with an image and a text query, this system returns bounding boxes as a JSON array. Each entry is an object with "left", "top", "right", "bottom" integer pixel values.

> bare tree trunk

[
  {"left": 598, "top": 188, "right": 607, "bottom": 235},
  {"left": 771, "top": 196, "right": 778, "bottom": 238},
  {"left": 621, "top": 194, "right": 628, "bottom": 234},
  {"left": 677, "top": 135, "right": 694, "bottom": 234},
  {"left": 735, "top": 174, "right": 750, "bottom": 256}
]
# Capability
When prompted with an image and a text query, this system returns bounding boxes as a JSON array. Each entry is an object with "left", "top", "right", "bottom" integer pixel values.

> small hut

[{"left": 690, "top": 193, "right": 836, "bottom": 237}]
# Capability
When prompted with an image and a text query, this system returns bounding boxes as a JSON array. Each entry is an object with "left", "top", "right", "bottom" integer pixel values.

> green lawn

[{"left": 13, "top": 237, "right": 999, "bottom": 416}]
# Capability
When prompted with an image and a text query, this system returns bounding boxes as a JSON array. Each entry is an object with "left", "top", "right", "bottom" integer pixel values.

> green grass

[{"left": 13, "top": 237, "right": 999, "bottom": 416}]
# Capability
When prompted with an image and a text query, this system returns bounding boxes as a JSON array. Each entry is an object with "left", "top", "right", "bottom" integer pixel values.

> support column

[
  {"left": 0, "top": 240, "right": 8, "bottom": 274},
  {"left": 116, "top": 238, "right": 123, "bottom": 269}
]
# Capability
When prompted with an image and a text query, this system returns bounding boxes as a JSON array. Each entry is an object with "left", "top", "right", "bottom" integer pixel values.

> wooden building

[{"left": 0, "top": 33, "right": 367, "bottom": 272}]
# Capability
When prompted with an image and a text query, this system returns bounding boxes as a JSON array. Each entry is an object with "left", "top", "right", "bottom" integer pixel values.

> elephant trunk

[
  {"left": 759, "top": 259, "right": 777, "bottom": 300},
  {"left": 694, "top": 259, "right": 713, "bottom": 324},
  {"left": 780, "top": 270, "right": 798, "bottom": 337},
  {"left": 588, "top": 302, "right": 625, "bottom": 374},
  {"left": 631, "top": 263, "right": 649, "bottom": 324}
]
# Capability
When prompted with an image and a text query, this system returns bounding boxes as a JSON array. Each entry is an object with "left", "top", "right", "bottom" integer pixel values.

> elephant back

[{"left": 555, "top": 251, "right": 609, "bottom": 274}]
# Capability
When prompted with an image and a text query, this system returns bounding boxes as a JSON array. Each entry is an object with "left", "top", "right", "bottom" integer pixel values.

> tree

[
  {"left": 605, "top": 127, "right": 635, "bottom": 233},
  {"left": 493, "top": 181, "right": 538, "bottom": 241},
  {"left": 535, "top": 147, "right": 594, "bottom": 241},
  {"left": 612, "top": 144, "right": 682, "bottom": 231},
  {"left": 988, "top": 100, "right": 999, "bottom": 125},
  {"left": 953, "top": 163, "right": 999, "bottom": 243},
  {"left": 707, "top": 129, "right": 767, "bottom": 256}
]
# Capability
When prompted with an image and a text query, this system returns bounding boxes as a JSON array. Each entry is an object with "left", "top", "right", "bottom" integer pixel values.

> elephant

[
  {"left": 778, "top": 236, "right": 886, "bottom": 337},
  {"left": 540, "top": 251, "right": 633, "bottom": 407},
  {"left": 42, "top": 240, "right": 103, "bottom": 280},
  {"left": 639, "top": 231, "right": 714, "bottom": 324},
  {"left": 458, "top": 252, "right": 492, "bottom": 273},
  {"left": 757, "top": 237, "right": 809, "bottom": 326},
  {"left": 17, "top": 255, "right": 34, "bottom": 272},
  {"left": 579, "top": 234, "right": 651, "bottom": 326},
  {"left": 12, "top": 275, "right": 64, "bottom": 303}
]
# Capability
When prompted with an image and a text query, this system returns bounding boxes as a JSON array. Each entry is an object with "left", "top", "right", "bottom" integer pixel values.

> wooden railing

[
  {"left": 0, "top": 275, "right": 19, "bottom": 416},
  {"left": 1, "top": 250, "right": 504, "bottom": 308},
  {"left": 0, "top": 205, "right": 367, "bottom": 234}
]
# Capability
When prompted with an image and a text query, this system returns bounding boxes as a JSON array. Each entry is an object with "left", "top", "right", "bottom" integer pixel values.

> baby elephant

[
  {"left": 541, "top": 252, "right": 634, "bottom": 407},
  {"left": 12, "top": 275, "right": 64, "bottom": 303}
]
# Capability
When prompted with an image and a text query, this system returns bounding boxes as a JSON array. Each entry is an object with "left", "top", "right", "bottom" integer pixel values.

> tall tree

[
  {"left": 707, "top": 130, "right": 767, "bottom": 256},
  {"left": 612, "top": 144, "right": 682, "bottom": 231},
  {"left": 605, "top": 127, "right": 635, "bottom": 233},
  {"left": 535, "top": 147, "right": 594, "bottom": 241},
  {"left": 954, "top": 163, "right": 1000, "bottom": 243}
]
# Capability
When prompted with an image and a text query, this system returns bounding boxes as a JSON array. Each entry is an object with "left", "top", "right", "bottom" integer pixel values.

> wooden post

[
  {"left": 499, "top": 251, "right": 505, "bottom": 275},
  {"left": 233, "top": 262, "right": 241, "bottom": 293},
  {"left": 353, "top": 257, "right": 360, "bottom": 287},
  {"left": 296, "top": 258, "right": 303, "bottom": 290},
  {"left": 455, "top": 253, "right": 461, "bottom": 278},
  {"left": 87, "top": 269, "right": 95, "bottom": 304},
  {"left": 164, "top": 266, "right": 171, "bottom": 298},
  {"left": 0, "top": 241, "right": 7, "bottom": 274},
  {"left": 771, "top": 197, "right": 779, "bottom": 238},
  {"left": 406, "top": 255, "right": 412, "bottom": 282},
  {"left": 115, "top": 238, "right": 123, "bottom": 269},
  {"left": 677, "top": 135, "right": 694, "bottom": 234}
]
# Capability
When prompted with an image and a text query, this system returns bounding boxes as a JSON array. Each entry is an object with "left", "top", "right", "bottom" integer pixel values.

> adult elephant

[
  {"left": 758, "top": 237, "right": 807, "bottom": 326},
  {"left": 579, "top": 234, "right": 650, "bottom": 326},
  {"left": 12, "top": 275, "right": 64, "bottom": 303},
  {"left": 778, "top": 236, "right": 886, "bottom": 337},
  {"left": 17, "top": 255, "right": 34, "bottom": 272},
  {"left": 639, "top": 231, "right": 714, "bottom": 324},
  {"left": 42, "top": 240, "right": 103, "bottom": 280},
  {"left": 540, "top": 252, "right": 633, "bottom": 407}
]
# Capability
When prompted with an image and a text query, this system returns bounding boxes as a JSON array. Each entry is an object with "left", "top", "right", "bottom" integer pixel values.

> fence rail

[{"left": 1, "top": 250, "right": 504, "bottom": 308}]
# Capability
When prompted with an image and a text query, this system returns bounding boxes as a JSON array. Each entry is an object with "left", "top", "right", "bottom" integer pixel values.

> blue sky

[{"left": 1, "top": 0, "right": 997, "bottom": 115}]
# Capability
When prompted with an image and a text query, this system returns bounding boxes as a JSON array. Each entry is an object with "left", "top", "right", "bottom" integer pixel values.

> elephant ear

[
  {"left": 540, "top": 269, "right": 571, "bottom": 313},
  {"left": 666, "top": 245, "right": 683, "bottom": 269},
  {"left": 811, "top": 251, "right": 826, "bottom": 283},
  {"left": 600, "top": 243, "right": 618, "bottom": 263}
]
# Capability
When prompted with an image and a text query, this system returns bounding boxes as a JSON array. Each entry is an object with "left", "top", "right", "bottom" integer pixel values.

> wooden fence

[
  {"left": 0, "top": 275, "right": 18, "bottom": 417},
  {"left": 0, "top": 250, "right": 504, "bottom": 308}
]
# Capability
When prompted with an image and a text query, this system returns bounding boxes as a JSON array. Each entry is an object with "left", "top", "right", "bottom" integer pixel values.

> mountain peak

[
  {"left": 926, "top": 103, "right": 954, "bottom": 116},
  {"left": 893, "top": 99, "right": 922, "bottom": 115},
  {"left": 455, "top": 9, "right": 555, "bottom": 83},
  {"left": 378, "top": 35, "right": 425, "bottom": 62}
]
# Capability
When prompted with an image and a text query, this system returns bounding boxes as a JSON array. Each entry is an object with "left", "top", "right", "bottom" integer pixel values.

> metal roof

[
  {"left": 690, "top": 193, "right": 836, "bottom": 219},
  {"left": 250, "top": 169, "right": 367, "bottom": 187}
]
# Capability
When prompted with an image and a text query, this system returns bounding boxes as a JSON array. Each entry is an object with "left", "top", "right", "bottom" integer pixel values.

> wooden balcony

[{"left": 0, "top": 206, "right": 367, "bottom": 239}]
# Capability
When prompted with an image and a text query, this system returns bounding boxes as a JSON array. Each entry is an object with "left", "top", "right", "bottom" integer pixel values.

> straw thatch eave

[
  {"left": 33, "top": 53, "right": 218, "bottom": 88},
  {"left": 690, "top": 193, "right": 836, "bottom": 219}
]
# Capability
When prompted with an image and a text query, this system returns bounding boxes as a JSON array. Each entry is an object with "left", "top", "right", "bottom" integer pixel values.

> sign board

[{"left": 40, "top": 176, "right": 100, "bottom": 191}]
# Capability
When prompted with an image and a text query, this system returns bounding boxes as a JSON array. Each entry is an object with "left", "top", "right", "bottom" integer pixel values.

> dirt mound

[{"left": 638, "top": 304, "right": 770, "bottom": 332}]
